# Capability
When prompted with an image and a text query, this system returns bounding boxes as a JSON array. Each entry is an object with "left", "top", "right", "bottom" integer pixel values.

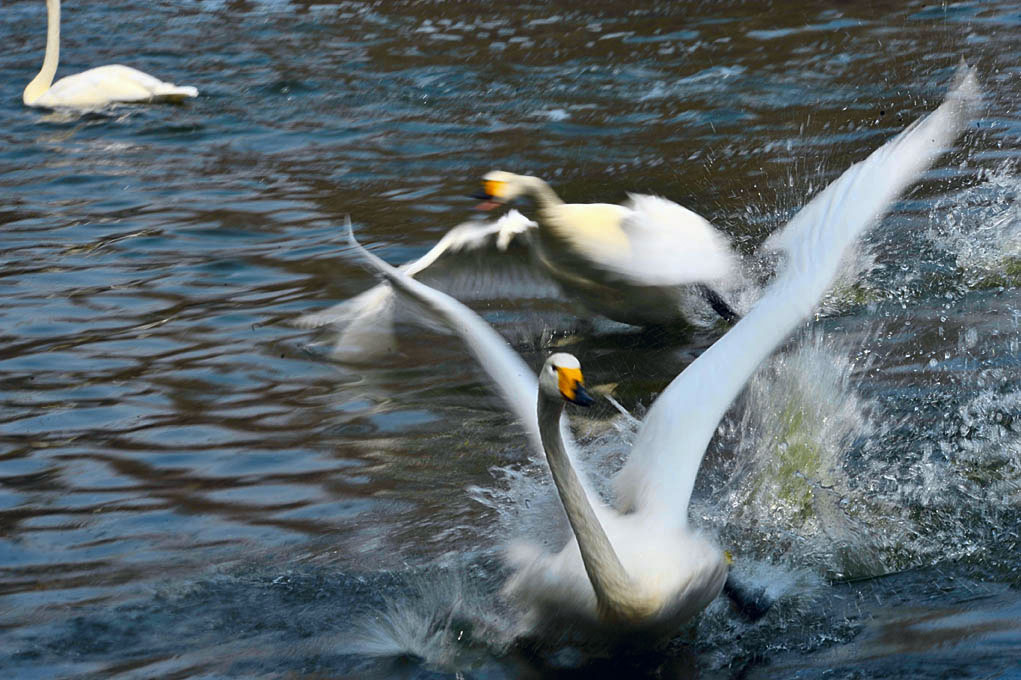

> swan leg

[
  {"left": 695, "top": 284, "right": 740, "bottom": 323},
  {"left": 721, "top": 573, "right": 773, "bottom": 622}
]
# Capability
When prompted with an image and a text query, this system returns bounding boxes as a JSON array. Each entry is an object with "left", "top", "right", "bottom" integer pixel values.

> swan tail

[{"left": 152, "top": 83, "right": 199, "bottom": 100}]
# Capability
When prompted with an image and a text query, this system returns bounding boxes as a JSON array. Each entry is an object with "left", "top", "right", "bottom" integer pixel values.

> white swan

[
  {"left": 343, "top": 68, "right": 979, "bottom": 633},
  {"left": 23, "top": 0, "right": 198, "bottom": 109},
  {"left": 298, "top": 199, "right": 740, "bottom": 360},
  {"left": 474, "top": 172, "right": 741, "bottom": 325}
]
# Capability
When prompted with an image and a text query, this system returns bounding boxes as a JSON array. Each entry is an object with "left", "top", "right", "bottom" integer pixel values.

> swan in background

[
  {"left": 298, "top": 193, "right": 741, "bottom": 360},
  {"left": 23, "top": 0, "right": 198, "bottom": 109},
  {"left": 344, "top": 67, "right": 979, "bottom": 634},
  {"left": 474, "top": 171, "right": 741, "bottom": 325}
]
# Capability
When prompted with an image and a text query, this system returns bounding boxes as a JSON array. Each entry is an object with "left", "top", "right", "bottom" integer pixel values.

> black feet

[
  {"left": 696, "top": 284, "right": 740, "bottom": 323},
  {"left": 722, "top": 573, "right": 773, "bottom": 622}
]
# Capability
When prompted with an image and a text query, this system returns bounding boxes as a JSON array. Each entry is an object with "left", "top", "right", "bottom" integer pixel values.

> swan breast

[
  {"left": 504, "top": 520, "right": 727, "bottom": 630},
  {"left": 538, "top": 202, "right": 632, "bottom": 265}
]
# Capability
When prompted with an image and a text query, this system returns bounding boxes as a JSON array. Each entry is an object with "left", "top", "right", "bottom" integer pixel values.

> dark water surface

[{"left": 2, "top": 1, "right": 1021, "bottom": 678}]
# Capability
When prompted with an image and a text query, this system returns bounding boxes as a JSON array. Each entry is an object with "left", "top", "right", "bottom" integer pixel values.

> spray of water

[
  {"left": 694, "top": 329, "right": 892, "bottom": 581},
  {"left": 340, "top": 562, "right": 516, "bottom": 669},
  {"left": 930, "top": 161, "right": 1021, "bottom": 289}
]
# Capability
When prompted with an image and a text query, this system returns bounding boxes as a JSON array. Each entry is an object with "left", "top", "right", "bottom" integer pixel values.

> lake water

[{"left": 2, "top": 1, "right": 1020, "bottom": 678}]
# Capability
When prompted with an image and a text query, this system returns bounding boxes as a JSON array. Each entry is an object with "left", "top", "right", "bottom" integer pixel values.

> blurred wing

[
  {"left": 345, "top": 219, "right": 599, "bottom": 496},
  {"left": 409, "top": 211, "right": 560, "bottom": 301},
  {"left": 606, "top": 195, "right": 738, "bottom": 286},
  {"left": 616, "top": 67, "right": 981, "bottom": 522},
  {"left": 295, "top": 284, "right": 398, "bottom": 363},
  {"left": 296, "top": 211, "right": 558, "bottom": 361}
]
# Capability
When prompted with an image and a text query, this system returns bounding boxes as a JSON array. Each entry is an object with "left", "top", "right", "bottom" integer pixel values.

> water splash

[
  {"left": 929, "top": 161, "right": 1021, "bottom": 290},
  {"left": 696, "top": 328, "right": 893, "bottom": 580},
  {"left": 692, "top": 307, "right": 1021, "bottom": 588},
  {"left": 340, "top": 561, "right": 517, "bottom": 670}
]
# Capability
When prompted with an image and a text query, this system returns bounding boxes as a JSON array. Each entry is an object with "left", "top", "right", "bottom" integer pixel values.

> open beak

[{"left": 469, "top": 191, "right": 503, "bottom": 211}]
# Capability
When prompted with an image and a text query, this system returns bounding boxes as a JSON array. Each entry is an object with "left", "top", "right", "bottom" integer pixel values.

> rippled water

[{"left": 2, "top": 1, "right": 1021, "bottom": 678}]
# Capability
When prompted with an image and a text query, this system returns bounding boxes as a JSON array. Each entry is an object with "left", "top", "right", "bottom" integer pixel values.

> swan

[
  {"left": 297, "top": 199, "right": 740, "bottom": 360},
  {"left": 342, "top": 68, "right": 979, "bottom": 633},
  {"left": 23, "top": 0, "right": 198, "bottom": 109},
  {"left": 473, "top": 172, "right": 741, "bottom": 326}
]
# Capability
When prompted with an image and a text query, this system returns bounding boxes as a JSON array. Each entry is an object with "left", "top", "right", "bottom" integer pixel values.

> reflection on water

[{"left": 2, "top": 0, "right": 1021, "bottom": 677}]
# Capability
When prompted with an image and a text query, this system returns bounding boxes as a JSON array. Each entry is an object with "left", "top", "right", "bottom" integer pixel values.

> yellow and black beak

[
  {"left": 557, "top": 366, "right": 594, "bottom": 407},
  {"left": 471, "top": 179, "right": 507, "bottom": 211}
]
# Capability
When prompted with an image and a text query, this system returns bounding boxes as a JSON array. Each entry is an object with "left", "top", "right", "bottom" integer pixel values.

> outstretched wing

[
  {"left": 402, "top": 210, "right": 554, "bottom": 300},
  {"left": 615, "top": 67, "right": 981, "bottom": 522},
  {"left": 297, "top": 211, "right": 559, "bottom": 361},
  {"left": 345, "top": 219, "right": 601, "bottom": 499}
]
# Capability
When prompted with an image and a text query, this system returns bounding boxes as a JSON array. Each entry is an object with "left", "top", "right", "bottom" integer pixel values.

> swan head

[
  {"left": 539, "top": 352, "right": 594, "bottom": 406},
  {"left": 475, "top": 170, "right": 530, "bottom": 209}
]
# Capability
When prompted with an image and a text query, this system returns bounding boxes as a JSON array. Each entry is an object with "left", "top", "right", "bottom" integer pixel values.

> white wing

[
  {"left": 615, "top": 67, "right": 981, "bottom": 522},
  {"left": 297, "top": 211, "right": 559, "bottom": 361},
  {"left": 345, "top": 218, "right": 600, "bottom": 497}
]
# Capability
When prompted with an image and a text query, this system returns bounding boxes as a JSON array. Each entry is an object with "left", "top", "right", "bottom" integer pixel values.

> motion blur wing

[
  {"left": 610, "top": 194, "right": 739, "bottom": 287},
  {"left": 615, "top": 66, "right": 981, "bottom": 523},
  {"left": 297, "top": 211, "right": 561, "bottom": 361}
]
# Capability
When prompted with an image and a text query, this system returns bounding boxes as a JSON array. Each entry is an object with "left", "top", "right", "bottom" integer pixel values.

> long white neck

[
  {"left": 537, "top": 393, "right": 634, "bottom": 619},
  {"left": 24, "top": 0, "right": 61, "bottom": 105},
  {"left": 518, "top": 175, "right": 564, "bottom": 218}
]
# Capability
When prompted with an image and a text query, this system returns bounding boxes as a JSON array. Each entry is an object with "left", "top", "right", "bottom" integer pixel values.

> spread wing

[
  {"left": 408, "top": 212, "right": 560, "bottom": 302},
  {"left": 297, "top": 211, "right": 560, "bottom": 361},
  {"left": 615, "top": 66, "right": 981, "bottom": 523}
]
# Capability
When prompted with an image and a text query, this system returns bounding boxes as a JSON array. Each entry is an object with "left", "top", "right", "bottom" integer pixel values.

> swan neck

[
  {"left": 521, "top": 176, "right": 563, "bottom": 215},
  {"left": 24, "top": 0, "right": 60, "bottom": 105},
  {"left": 537, "top": 393, "right": 633, "bottom": 618}
]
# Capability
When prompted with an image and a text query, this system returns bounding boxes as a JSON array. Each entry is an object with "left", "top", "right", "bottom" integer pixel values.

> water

[{"left": 2, "top": 1, "right": 1020, "bottom": 677}]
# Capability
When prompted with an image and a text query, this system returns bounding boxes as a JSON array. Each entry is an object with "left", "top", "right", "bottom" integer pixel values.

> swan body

[
  {"left": 23, "top": 0, "right": 198, "bottom": 109},
  {"left": 475, "top": 172, "right": 741, "bottom": 326},
  {"left": 342, "top": 67, "right": 979, "bottom": 634}
]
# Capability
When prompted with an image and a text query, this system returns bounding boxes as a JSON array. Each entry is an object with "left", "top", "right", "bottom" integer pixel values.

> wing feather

[
  {"left": 615, "top": 67, "right": 981, "bottom": 522},
  {"left": 613, "top": 195, "right": 738, "bottom": 286},
  {"left": 345, "top": 218, "right": 601, "bottom": 498},
  {"left": 297, "top": 211, "right": 557, "bottom": 361}
]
